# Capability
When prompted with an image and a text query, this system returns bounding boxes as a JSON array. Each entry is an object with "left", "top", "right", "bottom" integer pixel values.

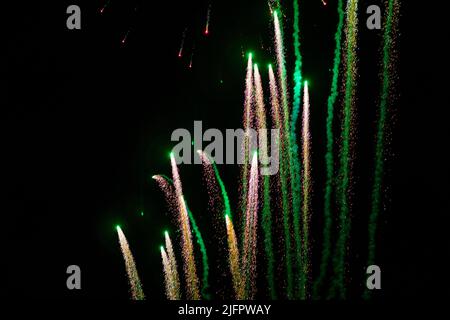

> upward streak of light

[
  {"left": 198, "top": 150, "right": 231, "bottom": 218},
  {"left": 365, "top": 0, "right": 400, "bottom": 300},
  {"left": 161, "top": 246, "right": 178, "bottom": 300},
  {"left": 254, "top": 65, "right": 276, "bottom": 299},
  {"left": 170, "top": 154, "right": 201, "bottom": 300},
  {"left": 292, "top": 0, "right": 305, "bottom": 299},
  {"left": 268, "top": 65, "right": 282, "bottom": 130},
  {"left": 116, "top": 226, "right": 145, "bottom": 300},
  {"left": 314, "top": 0, "right": 345, "bottom": 299},
  {"left": 165, "top": 231, "right": 181, "bottom": 299},
  {"left": 301, "top": 81, "right": 312, "bottom": 296},
  {"left": 241, "top": 153, "right": 259, "bottom": 299},
  {"left": 240, "top": 54, "right": 254, "bottom": 231},
  {"left": 268, "top": 66, "right": 288, "bottom": 237},
  {"left": 332, "top": 0, "right": 359, "bottom": 300},
  {"left": 253, "top": 65, "right": 269, "bottom": 165},
  {"left": 152, "top": 175, "right": 177, "bottom": 215},
  {"left": 273, "top": 10, "right": 294, "bottom": 300},
  {"left": 153, "top": 173, "right": 209, "bottom": 299},
  {"left": 268, "top": 67, "right": 291, "bottom": 298},
  {"left": 225, "top": 214, "right": 242, "bottom": 299}
]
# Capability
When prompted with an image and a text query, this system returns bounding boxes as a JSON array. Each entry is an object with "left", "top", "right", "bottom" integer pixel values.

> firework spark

[
  {"left": 116, "top": 225, "right": 145, "bottom": 300},
  {"left": 314, "top": 0, "right": 345, "bottom": 300},
  {"left": 254, "top": 64, "right": 276, "bottom": 299},
  {"left": 365, "top": 0, "right": 400, "bottom": 300},
  {"left": 225, "top": 214, "right": 242, "bottom": 299},
  {"left": 121, "top": 30, "right": 130, "bottom": 45},
  {"left": 164, "top": 231, "right": 181, "bottom": 299},
  {"left": 99, "top": 0, "right": 111, "bottom": 14},
  {"left": 204, "top": 4, "right": 211, "bottom": 35},
  {"left": 153, "top": 173, "right": 210, "bottom": 299},
  {"left": 301, "top": 81, "right": 312, "bottom": 296},
  {"left": 198, "top": 150, "right": 231, "bottom": 219},
  {"left": 332, "top": 0, "right": 359, "bottom": 300},
  {"left": 240, "top": 53, "right": 254, "bottom": 230},
  {"left": 161, "top": 246, "right": 178, "bottom": 300},
  {"left": 241, "top": 152, "right": 259, "bottom": 299},
  {"left": 273, "top": 10, "right": 294, "bottom": 299},
  {"left": 292, "top": 0, "right": 306, "bottom": 299},
  {"left": 170, "top": 153, "right": 201, "bottom": 300},
  {"left": 178, "top": 28, "right": 187, "bottom": 58}
]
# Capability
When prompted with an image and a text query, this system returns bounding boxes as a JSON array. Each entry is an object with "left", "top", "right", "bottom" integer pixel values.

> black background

[{"left": 2, "top": 0, "right": 449, "bottom": 302}]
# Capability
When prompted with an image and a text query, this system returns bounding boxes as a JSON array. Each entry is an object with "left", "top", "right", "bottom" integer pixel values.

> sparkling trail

[
  {"left": 170, "top": 153, "right": 201, "bottom": 300},
  {"left": 161, "top": 246, "right": 178, "bottom": 300},
  {"left": 241, "top": 153, "right": 259, "bottom": 299},
  {"left": 365, "top": 0, "right": 400, "bottom": 300},
  {"left": 240, "top": 54, "right": 254, "bottom": 232},
  {"left": 117, "top": 226, "right": 145, "bottom": 300},
  {"left": 225, "top": 214, "right": 242, "bottom": 299},
  {"left": 273, "top": 10, "right": 294, "bottom": 299},
  {"left": 301, "top": 81, "right": 312, "bottom": 297},
  {"left": 314, "top": 0, "right": 345, "bottom": 299},
  {"left": 332, "top": 0, "right": 359, "bottom": 299},
  {"left": 165, "top": 231, "right": 181, "bottom": 299},
  {"left": 292, "top": 0, "right": 305, "bottom": 299},
  {"left": 254, "top": 64, "right": 276, "bottom": 299}
]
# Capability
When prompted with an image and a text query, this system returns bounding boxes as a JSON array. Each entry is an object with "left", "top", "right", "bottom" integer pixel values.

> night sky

[{"left": 3, "top": 0, "right": 449, "bottom": 301}]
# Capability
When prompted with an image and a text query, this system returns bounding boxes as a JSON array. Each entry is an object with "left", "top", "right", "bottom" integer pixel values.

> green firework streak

[
  {"left": 210, "top": 160, "right": 232, "bottom": 218},
  {"left": 331, "top": 0, "right": 358, "bottom": 300},
  {"left": 262, "top": 174, "right": 276, "bottom": 299},
  {"left": 185, "top": 203, "right": 211, "bottom": 300},
  {"left": 364, "top": 0, "right": 398, "bottom": 300},
  {"left": 291, "top": 0, "right": 306, "bottom": 300},
  {"left": 159, "top": 175, "right": 211, "bottom": 299},
  {"left": 313, "top": 0, "right": 345, "bottom": 300}
]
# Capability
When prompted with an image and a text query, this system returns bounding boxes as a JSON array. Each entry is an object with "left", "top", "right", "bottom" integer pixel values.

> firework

[
  {"left": 165, "top": 231, "right": 181, "bottom": 299},
  {"left": 198, "top": 150, "right": 231, "bottom": 218},
  {"left": 161, "top": 246, "right": 178, "bottom": 300},
  {"left": 154, "top": 171, "right": 209, "bottom": 299},
  {"left": 301, "top": 81, "right": 312, "bottom": 296},
  {"left": 121, "top": 30, "right": 130, "bottom": 45},
  {"left": 254, "top": 64, "right": 276, "bottom": 299},
  {"left": 332, "top": 0, "right": 359, "bottom": 299},
  {"left": 225, "top": 214, "right": 242, "bottom": 299},
  {"left": 204, "top": 4, "right": 211, "bottom": 35},
  {"left": 364, "top": 0, "right": 400, "bottom": 300},
  {"left": 292, "top": 0, "right": 306, "bottom": 299},
  {"left": 314, "top": 0, "right": 345, "bottom": 300},
  {"left": 178, "top": 28, "right": 187, "bottom": 58},
  {"left": 241, "top": 152, "right": 259, "bottom": 299},
  {"left": 112, "top": 0, "right": 401, "bottom": 302},
  {"left": 273, "top": 10, "right": 294, "bottom": 300},
  {"left": 170, "top": 153, "right": 201, "bottom": 300},
  {"left": 99, "top": 0, "right": 111, "bottom": 14},
  {"left": 116, "top": 225, "right": 145, "bottom": 300},
  {"left": 240, "top": 53, "right": 254, "bottom": 231}
]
